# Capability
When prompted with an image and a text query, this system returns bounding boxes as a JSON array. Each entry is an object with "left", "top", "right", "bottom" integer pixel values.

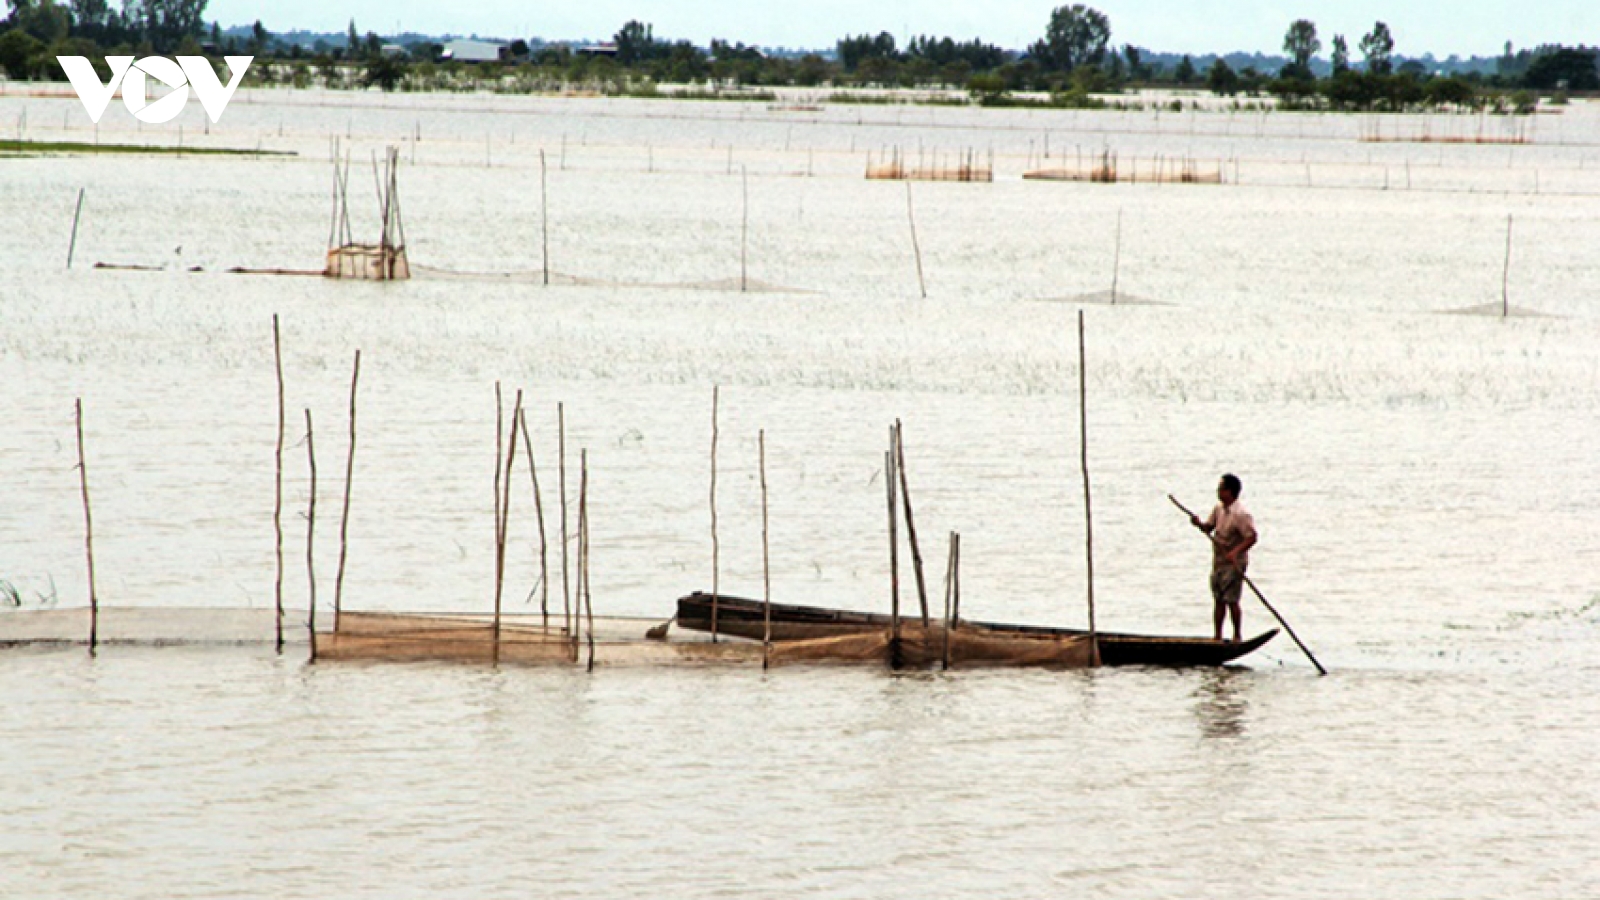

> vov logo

[{"left": 57, "top": 56, "right": 253, "bottom": 124}]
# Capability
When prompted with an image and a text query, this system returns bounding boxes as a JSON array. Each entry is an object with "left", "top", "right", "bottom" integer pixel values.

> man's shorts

[{"left": 1210, "top": 567, "right": 1245, "bottom": 607}]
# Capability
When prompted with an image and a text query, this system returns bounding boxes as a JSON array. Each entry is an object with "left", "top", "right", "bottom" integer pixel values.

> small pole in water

[
  {"left": 74, "top": 399, "right": 99, "bottom": 653},
  {"left": 272, "top": 316, "right": 285, "bottom": 652},
  {"left": 333, "top": 350, "right": 360, "bottom": 633},
  {"left": 559, "top": 402, "right": 572, "bottom": 639},
  {"left": 760, "top": 429, "right": 771, "bottom": 671},
  {"left": 580, "top": 448, "right": 595, "bottom": 672},
  {"left": 894, "top": 420, "right": 930, "bottom": 626},
  {"left": 1501, "top": 213, "right": 1513, "bottom": 319},
  {"left": 519, "top": 409, "right": 550, "bottom": 628},
  {"left": 1077, "top": 311, "right": 1100, "bottom": 666},
  {"left": 740, "top": 165, "right": 749, "bottom": 292},
  {"left": 1110, "top": 208, "right": 1123, "bottom": 305},
  {"left": 709, "top": 386, "right": 721, "bottom": 642},
  {"left": 906, "top": 182, "right": 927, "bottom": 299},
  {"left": 495, "top": 392, "right": 522, "bottom": 662},
  {"left": 540, "top": 149, "right": 550, "bottom": 286},
  {"left": 941, "top": 531, "right": 956, "bottom": 670},
  {"left": 886, "top": 435, "right": 901, "bottom": 650},
  {"left": 66, "top": 188, "right": 85, "bottom": 270},
  {"left": 304, "top": 409, "right": 319, "bottom": 662}
]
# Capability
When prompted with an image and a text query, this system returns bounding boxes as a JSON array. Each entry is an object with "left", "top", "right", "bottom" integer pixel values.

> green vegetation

[
  {"left": 2, "top": 2, "right": 1595, "bottom": 112},
  {"left": 0, "top": 137, "right": 292, "bottom": 155}
]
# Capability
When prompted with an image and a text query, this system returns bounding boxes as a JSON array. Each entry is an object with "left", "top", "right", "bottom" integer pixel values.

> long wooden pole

[
  {"left": 304, "top": 409, "right": 318, "bottom": 661},
  {"left": 951, "top": 531, "right": 961, "bottom": 626},
  {"left": 332, "top": 349, "right": 360, "bottom": 631},
  {"left": 272, "top": 315, "right": 285, "bottom": 653},
  {"left": 886, "top": 439, "right": 900, "bottom": 644},
  {"left": 580, "top": 448, "right": 595, "bottom": 672},
  {"left": 1078, "top": 311, "right": 1100, "bottom": 666},
  {"left": 495, "top": 392, "right": 523, "bottom": 654},
  {"left": 540, "top": 149, "right": 550, "bottom": 286},
  {"left": 906, "top": 182, "right": 927, "bottom": 299},
  {"left": 941, "top": 531, "right": 955, "bottom": 670},
  {"left": 760, "top": 429, "right": 771, "bottom": 670},
  {"left": 519, "top": 411, "right": 550, "bottom": 627},
  {"left": 1501, "top": 213, "right": 1513, "bottom": 319},
  {"left": 559, "top": 402, "right": 571, "bottom": 637},
  {"left": 66, "top": 187, "right": 85, "bottom": 269},
  {"left": 74, "top": 399, "right": 99, "bottom": 652},
  {"left": 1167, "top": 494, "right": 1328, "bottom": 675},
  {"left": 740, "top": 165, "right": 749, "bottom": 293},
  {"left": 893, "top": 420, "right": 930, "bottom": 626},
  {"left": 1110, "top": 208, "right": 1122, "bottom": 305},
  {"left": 709, "top": 386, "right": 721, "bottom": 642}
]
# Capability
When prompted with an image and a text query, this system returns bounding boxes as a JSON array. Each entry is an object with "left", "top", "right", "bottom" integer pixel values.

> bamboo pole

[
  {"left": 540, "top": 149, "right": 550, "bottom": 286},
  {"left": 952, "top": 531, "right": 961, "bottom": 626},
  {"left": 941, "top": 531, "right": 955, "bottom": 670},
  {"left": 886, "top": 441, "right": 900, "bottom": 645},
  {"left": 1077, "top": 311, "right": 1100, "bottom": 666},
  {"left": 495, "top": 392, "right": 523, "bottom": 656},
  {"left": 740, "top": 165, "right": 749, "bottom": 293},
  {"left": 1110, "top": 208, "right": 1122, "bottom": 305},
  {"left": 74, "top": 399, "right": 99, "bottom": 652},
  {"left": 272, "top": 315, "right": 285, "bottom": 653},
  {"left": 66, "top": 187, "right": 85, "bottom": 270},
  {"left": 709, "top": 385, "right": 721, "bottom": 642},
  {"left": 304, "top": 409, "right": 318, "bottom": 661},
  {"left": 893, "top": 420, "right": 930, "bottom": 626},
  {"left": 559, "top": 402, "right": 571, "bottom": 637},
  {"left": 580, "top": 448, "right": 595, "bottom": 672},
  {"left": 906, "top": 182, "right": 927, "bottom": 299},
  {"left": 519, "top": 410, "right": 550, "bottom": 627},
  {"left": 332, "top": 350, "right": 360, "bottom": 631},
  {"left": 760, "top": 429, "right": 771, "bottom": 670},
  {"left": 1501, "top": 213, "right": 1513, "bottom": 319},
  {"left": 494, "top": 382, "right": 504, "bottom": 571}
]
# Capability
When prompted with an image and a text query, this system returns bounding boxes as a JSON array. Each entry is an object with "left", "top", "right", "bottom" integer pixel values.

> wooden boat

[{"left": 673, "top": 592, "right": 1276, "bottom": 667}]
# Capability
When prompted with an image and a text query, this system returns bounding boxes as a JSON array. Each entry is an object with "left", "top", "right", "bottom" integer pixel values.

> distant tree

[
  {"left": 1425, "top": 76, "right": 1476, "bottom": 108},
  {"left": 1173, "top": 54, "right": 1195, "bottom": 84},
  {"left": 1330, "top": 34, "right": 1349, "bottom": 74},
  {"left": 0, "top": 27, "right": 45, "bottom": 79},
  {"left": 1122, "top": 45, "right": 1145, "bottom": 80},
  {"left": 1206, "top": 57, "right": 1239, "bottom": 95},
  {"left": 1282, "top": 19, "right": 1320, "bottom": 79},
  {"left": 363, "top": 51, "right": 406, "bottom": 91},
  {"left": 836, "top": 32, "right": 897, "bottom": 71},
  {"left": 347, "top": 19, "right": 358, "bottom": 55},
  {"left": 250, "top": 19, "right": 268, "bottom": 54},
  {"left": 615, "top": 19, "right": 664, "bottom": 65},
  {"left": 794, "top": 52, "right": 829, "bottom": 86},
  {"left": 134, "top": 0, "right": 210, "bottom": 54},
  {"left": 1030, "top": 4, "right": 1110, "bottom": 72},
  {"left": 13, "top": 0, "right": 70, "bottom": 44},
  {"left": 1359, "top": 22, "right": 1394, "bottom": 75},
  {"left": 1524, "top": 47, "right": 1600, "bottom": 91}
]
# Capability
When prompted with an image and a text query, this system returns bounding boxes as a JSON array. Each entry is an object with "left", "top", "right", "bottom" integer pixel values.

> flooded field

[{"left": 2, "top": 88, "right": 1598, "bottom": 898}]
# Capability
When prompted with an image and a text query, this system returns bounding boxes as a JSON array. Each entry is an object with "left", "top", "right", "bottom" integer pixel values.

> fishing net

[
  {"left": 316, "top": 611, "right": 577, "bottom": 664},
  {"left": 766, "top": 625, "right": 1092, "bottom": 669}
]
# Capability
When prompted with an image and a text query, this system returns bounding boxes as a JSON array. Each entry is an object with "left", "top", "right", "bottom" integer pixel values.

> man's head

[{"left": 1217, "top": 473, "right": 1242, "bottom": 504}]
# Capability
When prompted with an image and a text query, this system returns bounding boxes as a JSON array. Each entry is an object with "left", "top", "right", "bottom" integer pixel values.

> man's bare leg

[
  {"left": 1227, "top": 602, "right": 1242, "bottom": 643},
  {"left": 1213, "top": 602, "right": 1225, "bottom": 641}
]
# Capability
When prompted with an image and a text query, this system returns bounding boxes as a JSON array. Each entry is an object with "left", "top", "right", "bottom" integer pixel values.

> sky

[{"left": 207, "top": 1, "right": 1596, "bottom": 58}]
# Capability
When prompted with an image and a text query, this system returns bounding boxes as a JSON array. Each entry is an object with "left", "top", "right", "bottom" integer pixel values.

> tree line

[{"left": 3, "top": 0, "right": 1596, "bottom": 110}]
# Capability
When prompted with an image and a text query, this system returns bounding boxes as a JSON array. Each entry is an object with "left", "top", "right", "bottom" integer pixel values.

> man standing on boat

[{"left": 1190, "top": 474, "right": 1257, "bottom": 643}]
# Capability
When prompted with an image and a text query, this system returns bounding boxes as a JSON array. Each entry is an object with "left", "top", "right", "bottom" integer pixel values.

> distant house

[
  {"left": 441, "top": 39, "right": 509, "bottom": 63},
  {"left": 380, "top": 44, "right": 407, "bottom": 58},
  {"left": 575, "top": 43, "right": 619, "bottom": 58}
]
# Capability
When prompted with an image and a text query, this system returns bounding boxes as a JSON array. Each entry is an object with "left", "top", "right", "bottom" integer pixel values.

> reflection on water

[{"left": 1193, "top": 667, "right": 1249, "bottom": 740}]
